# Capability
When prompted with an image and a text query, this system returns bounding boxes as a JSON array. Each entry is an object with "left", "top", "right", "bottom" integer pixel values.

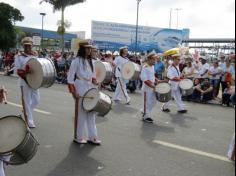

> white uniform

[
  {"left": 0, "top": 160, "right": 4, "bottom": 176},
  {"left": 113, "top": 56, "right": 131, "bottom": 103},
  {"left": 140, "top": 65, "right": 156, "bottom": 119},
  {"left": 14, "top": 55, "right": 40, "bottom": 127},
  {"left": 163, "top": 65, "right": 185, "bottom": 111},
  {"left": 67, "top": 57, "right": 98, "bottom": 141},
  {"left": 198, "top": 63, "right": 210, "bottom": 78}
]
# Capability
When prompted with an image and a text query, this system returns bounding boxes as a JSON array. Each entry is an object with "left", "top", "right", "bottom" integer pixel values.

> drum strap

[
  {"left": 74, "top": 98, "right": 79, "bottom": 140},
  {"left": 172, "top": 65, "right": 180, "bottom": 76},
  {"left": 21, "top": 86, "right": 29, "bottom": 126},
  {"left": 117, "top": 77, "right": 128, "bottom": 101}
]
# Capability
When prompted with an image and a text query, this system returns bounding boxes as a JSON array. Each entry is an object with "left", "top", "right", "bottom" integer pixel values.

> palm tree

[{"left": 40, "top": 0, "right": 86, "bottom": 53}]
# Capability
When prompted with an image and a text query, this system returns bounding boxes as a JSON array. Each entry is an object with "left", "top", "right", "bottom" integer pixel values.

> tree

[
  {"left": 57, "top": 19, "right": 71, "bottom": 36},
  {"left": 40, "top": 0, "right": 85, "bottom": 54},
  {"left": 0, "top": 3, "right": 24, "bottom": 51}
]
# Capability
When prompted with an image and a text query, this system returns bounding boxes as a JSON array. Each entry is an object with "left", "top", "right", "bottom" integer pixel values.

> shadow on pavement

[
  {"left": 140, "top": 122, "right": 175, "bottom": 148},
  {"left": 47, "top": 143, "right": 103, "bottom": 176},
  {"left": 112, "top": 103, "right": 139, "bottom": 115},
  {"left": 167, "top": 113, "right": 198, "bottom": 128}
]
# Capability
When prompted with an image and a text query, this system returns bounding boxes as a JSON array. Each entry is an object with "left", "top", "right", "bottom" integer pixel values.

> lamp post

[
  {"left": 169, "top": 8, "right": 172, "bottom": 28},
  {"left": 135, "top": 0, "right": 142, "bottom": 55},
  {"left": 175, "top": 8, "right": 182, "bottom": 29},
  {"left": 40, "top": 12, "right": 46, "bottom": 49}
]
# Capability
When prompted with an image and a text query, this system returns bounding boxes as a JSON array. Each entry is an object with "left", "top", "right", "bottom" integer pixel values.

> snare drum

[
  {"left": 122, "top": 62, "right": 141, "bottom": 80},
  {"left": 94, "top": 61, "right": 114, "bottom": 84},
  {"left": 26, "top": 58, "right": 56, "bottom": 90},
  {"left": 155, "top": 83, "right": 172, "bottom": 102},
  {"left": 179, "top": 79, "right": 194, "bottom": 96},
  {"left": 0, "top": 115, "right": 39, "bottom": 165},
  {"left": 82, "top": 88, "right": 112, "bottom": 117}
]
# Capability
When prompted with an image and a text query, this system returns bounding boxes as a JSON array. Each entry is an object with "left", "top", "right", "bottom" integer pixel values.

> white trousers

[
  {"left": 142, "top": 91, "right": 157, "bottom": 119},
  {"left": 113, "top": 77, "right": 130, "bottom": 103},
  {"left": 0, "top": 160, "right": 4, "bottom": 176},
  {"left": 75, "top": 99, "right": 98, "bottom": 140},
  {"left": 163, "top": 88, "right": 184, "bottom": 111},
  {"left": 21, "top": 86, "right": 40, "bottom": 126}
]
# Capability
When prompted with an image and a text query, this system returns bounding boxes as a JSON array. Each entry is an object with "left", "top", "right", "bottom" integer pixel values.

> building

[{"left": 18, "top": 26, "right": 77, "bottom": 50}]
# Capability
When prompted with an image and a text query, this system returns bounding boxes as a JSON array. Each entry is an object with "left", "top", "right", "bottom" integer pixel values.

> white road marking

[
  {"left": 7, "top": 102, "right": 51, "bottom": 115},
  {"left": 153, "top": 140, "right": 231, "bottom": 163}
]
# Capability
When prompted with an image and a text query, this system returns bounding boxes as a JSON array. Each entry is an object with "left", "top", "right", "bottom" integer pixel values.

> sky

[{"left": 1, "top": 0, "right": 235, "bottom": 39}]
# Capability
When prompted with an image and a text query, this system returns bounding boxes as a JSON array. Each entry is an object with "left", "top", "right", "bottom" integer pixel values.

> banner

[{"left": 91, "top": 20, "right": 190, "bottom": 53}]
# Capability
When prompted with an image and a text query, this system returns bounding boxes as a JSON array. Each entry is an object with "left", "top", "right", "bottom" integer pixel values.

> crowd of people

[{"left": 0, "top": 48, "right": 235, "bottom": 107}]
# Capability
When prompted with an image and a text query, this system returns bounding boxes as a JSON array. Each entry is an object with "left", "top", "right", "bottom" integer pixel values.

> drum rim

[{"left": 0, "top": 115, "right": 28, "bottom": 154}]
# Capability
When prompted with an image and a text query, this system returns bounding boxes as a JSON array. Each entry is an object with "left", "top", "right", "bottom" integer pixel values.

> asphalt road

[{"left": 0, "top": 75, "right": 235, "bottom": 176}]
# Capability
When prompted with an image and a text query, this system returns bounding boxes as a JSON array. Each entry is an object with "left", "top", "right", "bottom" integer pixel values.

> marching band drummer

[
  {"left": 67, "top": 40, "right": 101, "bottom": 145},
  {"left": 14, "top": 37, "right": 40, "bottom": 128},
  {"left": 140, "top": 53, "right": 161, "bottom": 123},
  {"left": 162, "top": 54, "right": 188, "bottom": 113},
  {"left": 113, "top": 47, "right": 131, "bottom": 105}
]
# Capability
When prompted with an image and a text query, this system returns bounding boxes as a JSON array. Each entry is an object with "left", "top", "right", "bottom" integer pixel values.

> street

[{"left": 0, "top": 75, "right": 235, "bottom": 176}]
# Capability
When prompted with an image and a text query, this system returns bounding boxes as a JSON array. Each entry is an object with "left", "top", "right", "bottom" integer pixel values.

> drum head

[
  {"left": 26, "top": 58, "right": 43, "bottom": 89},
  {"left": 156, "top": 83, "right": 171, "bottom": 94},
  {"left": 82, "top": 88, "right": 99, "bottom": 111},
  {"left": 0, "top": 116, "right": 27, "bottom": 154},
  {"left": 179, "top": 79, "right": 193, "bottom": 90},
  {"left": 122, "top": 62, "right": 135, "bottom": 80},
  {"left": 95, "top": 61, "right": 106, "bottom": 83}
]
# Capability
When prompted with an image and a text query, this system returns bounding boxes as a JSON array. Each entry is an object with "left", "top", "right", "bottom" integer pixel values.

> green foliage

[
  {"left": 40, "top": 0, "right": 86, "bottom": 11},
  {"left": 0, "top": 3, "right": 24, "bottom": 51}
]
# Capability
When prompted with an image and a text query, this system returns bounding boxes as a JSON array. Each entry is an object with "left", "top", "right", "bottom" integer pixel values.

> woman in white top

[{"left": 182, "top": 61, "right": 195, "bottom": 80}]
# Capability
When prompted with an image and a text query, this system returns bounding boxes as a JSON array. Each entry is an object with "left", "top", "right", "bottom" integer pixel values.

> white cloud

[{"left": 1, "top": 0, "right": 235, "bottom": 38}]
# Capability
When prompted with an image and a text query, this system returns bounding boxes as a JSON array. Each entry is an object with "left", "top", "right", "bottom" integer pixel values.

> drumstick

[{"left": 78, "top": 96, "right": 94, "bottom": 99}]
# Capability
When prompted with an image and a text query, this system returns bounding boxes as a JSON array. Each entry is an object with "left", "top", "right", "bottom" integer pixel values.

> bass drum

[
  {"left": 179, "top": 79, "right": 194, "bottom": 96},
  {"left": 26, "top": 58, "right": 56, "bottom": 90},
  {"left": 0, "top": 115, "right": 39, "bottom": 165},
  {"left": 82, "top": 88, "right": 112, "bottom": 117},
  {"left": 94, "top": 61, "right": 114, "bottom": 84},
  {"left": 155, "top": 83, "right": 172, "bottom": 102},
  {"left": 122, "top": 62, "right": 141, "bottom": 80}
]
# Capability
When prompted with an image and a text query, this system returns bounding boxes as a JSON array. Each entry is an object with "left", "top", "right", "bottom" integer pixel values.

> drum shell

[
  {"left": 102, "top": 62, "right": 114, "bottom": 84},
  {"left": 122, "top": 62, "right": 141, "bottom": 80},
  {"left": 8, "top": 132, "right": 39, "bottom": 165},
  {"left": 0, "top": 116, "right": 39, "bottom": 165},
  {"left": 156, "top": 91, "right": 172, "bottom": 103},
  {"left": 181, "top": 87, "right": 193, "bottom": 96},
  {"left": 155, "top": 83, "right": 172, "bottom": 102},
  {"left": 82, "top": 89, "right": 112, "bottom": 117},
  {"left": 26, "top": 58, "right": 56, "bottom": 90},
  {"left": 179, "top": 79, "right": 194, "bottom": 96}
]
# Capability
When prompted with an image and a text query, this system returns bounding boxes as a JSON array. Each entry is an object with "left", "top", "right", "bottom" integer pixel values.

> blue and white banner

[{"left": 91, "top": 20, "right": 190, "bottom": 53}]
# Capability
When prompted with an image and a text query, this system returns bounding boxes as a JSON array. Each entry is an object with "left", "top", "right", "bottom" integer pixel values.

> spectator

[
  {"left": 198, "top": 56, "right": 210, "bottom": 79},
  {"left": 154, "top": 54, "right": 165, "bottom": 80},
  {"left": 230, "top": 94, "right": 235, "bottom": 106},
  {"left": 222, "top": 82, "right": 235, "bottom": 107},
  {"left": 208, "top": 61, "right": 222, "bottom": 99},
  {"left": 182, "top": 61, "right": 195, "bottom": 80},
  {"left": 218, "top": 53, "right": 227, "bottom": 94},
  {"left": 192, "top": 78, "right": 213, "bottom": 103},
  {"left": 57, "top": 53, "right": 67, "bottom": 72},
  {"left": 222, "top": 59, "right": 235, "bottom": 90}
]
